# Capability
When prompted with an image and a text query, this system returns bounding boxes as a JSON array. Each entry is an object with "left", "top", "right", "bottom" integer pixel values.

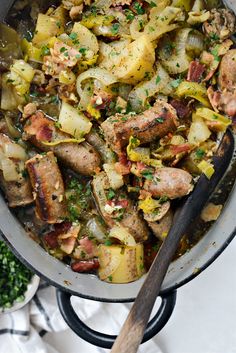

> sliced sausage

[
  {"left": 144, "top": 167, "right": 193, "bottom": 200},
  {"left": 23, "top": 111, "right": 101, "bottom": 175},
  {"left": 148, "top": 209, "right": 173, "bottom": 241},
  {"left": 26, "top": 152, "right": 67, "bottom": 224},
  {"left": 218, "top": 49, "right": 236, "bottom": 92},
  {"left": 0, "top": 133, "right": 33, "bottom": 207},
  {"left": 92, "top": 172, "right": 149, "bottom": 243},
  {"left": 0, "top": 172, "right": 33, "bottom": 208},
  {"left": 101, "top": 101, "right": 178, "bottom": 154}
]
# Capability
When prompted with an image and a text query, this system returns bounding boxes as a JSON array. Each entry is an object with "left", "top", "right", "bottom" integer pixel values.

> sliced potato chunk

[
  {"left": 112, "top": 35, "right": 155, "bottom": 84},
  {"left": 98, "top": 244, "right": 145, "bottom": 283},
  {"left": 58, "top": 101, "right": 92, "bottom": 138},
  {"left": 33, "top": 14, "right": 64, "bottom": 46},
  {"left": 72, "top": 23, "right": 99, "bottom": 58}
]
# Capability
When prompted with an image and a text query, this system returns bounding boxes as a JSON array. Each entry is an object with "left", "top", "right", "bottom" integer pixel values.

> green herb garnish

[
  {"left": 107, "top": 188, "right": 116, "bottom": 200},
  {"left": 0, "top": 241, "right": 32, "bottom": 309},
  {"left": 133, "top": 1, "right": 145, "bottom": 14}
]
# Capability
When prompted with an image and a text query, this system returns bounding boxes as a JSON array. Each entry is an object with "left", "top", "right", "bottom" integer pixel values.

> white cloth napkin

[
  {"left": 0, "top": 282, "right": 67, "bottom": 353},
  {"left": 0, "top": 281, "right": 163, "bottom": 353}
]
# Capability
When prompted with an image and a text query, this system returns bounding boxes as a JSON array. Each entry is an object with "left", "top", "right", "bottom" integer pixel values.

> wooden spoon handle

[{"left": 111, "top": 130, "right": 234, "bottom": 353}]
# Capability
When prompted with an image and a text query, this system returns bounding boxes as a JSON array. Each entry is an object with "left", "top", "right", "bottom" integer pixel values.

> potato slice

[
  {"left": 112, "top": 35, "right": 155, "bottom": 84},
  {"left": 33, "top": 14, "right": 64, "bottom": 46},
  {"left": 72, "top": 23, "right": 99, "bottom": 58},
  {"left": 58, "top": 101, "right": 92, "bottom": 138},
  {"left": 98, "top": 244, "right": 145, "bottom": 283}
]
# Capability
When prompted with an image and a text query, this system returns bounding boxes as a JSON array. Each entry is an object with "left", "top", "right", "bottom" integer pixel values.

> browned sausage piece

[
  {"left": 23, "top": 111, "right": 101, "bottom": 176},
  {"left": 144, "top": 167, "right": 193, "bottom": 200},
  {"left": 26, "top": 152, "right": 67, "bottom": 224},
  {"left": 0, "top": 133, "right": 33, "bottom": 207},
  {"left": 218, "top": 49, "right": 236, "bottom": 92},
  {"left": 0, "top": 173, "right": 33, "bottom": 208},
  {"left": 101, "top": 101, "right": 178, "bottom": 154},
  {"left": 92, "top": 172, "right": 149, "bottom": 243}
]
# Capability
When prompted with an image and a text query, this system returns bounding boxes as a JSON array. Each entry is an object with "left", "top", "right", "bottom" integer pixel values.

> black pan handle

[{"left": 56, "top": 289, "right": 177, "bottom": 349}]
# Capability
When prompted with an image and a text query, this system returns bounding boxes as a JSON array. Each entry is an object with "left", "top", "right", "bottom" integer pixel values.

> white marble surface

[{"left": 44, "top": 236, "right": 236, "bottom": 353}]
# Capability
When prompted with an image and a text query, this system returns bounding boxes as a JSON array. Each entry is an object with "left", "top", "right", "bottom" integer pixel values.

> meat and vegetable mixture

[{"left": 0, "top": 0, "right": 235, "bottom": 283}]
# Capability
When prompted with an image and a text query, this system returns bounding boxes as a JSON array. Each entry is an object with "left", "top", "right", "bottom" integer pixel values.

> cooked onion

[
  {"left": 76, "top": 68, "right": 117, "bottom": 109},
  {"left": 159, "top": 28, "right": 193, "bottom": 74},
  {"left": 3, "top": 143, "right": 27, "bottom": 160},
  {"left": 103, "top": 163, "right": 124, "bottom": 190},
  {"left": 109, "top": 225, "right": 136, "bottom": 246},
  {"left": 1, "top": 158, "right": 21, "bottom": 182},
  {"left": 186, "top": 30, "right": 204, "bottom": 56},
  {"left": 86, "top": 217, "right": 107, "bottom": 242},
  {"left": 128, "top": 64, "right": 173, "bottom": 112}
]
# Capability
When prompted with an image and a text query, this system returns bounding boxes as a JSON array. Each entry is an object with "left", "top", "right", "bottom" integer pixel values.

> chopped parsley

[
  {"left": 60, "top": 47, "right": 67, "bottom": 53},
  {"left": 41, "top": 45, "right": 50, "bottom": 56},
  {"left": 107, "top": 188, "right": 116, "bottom": 200},
  {"left": 0, "top": 241, "right": 33, "bottom": 309},
  {"left": 141, "top": 168, "right": 154, "bottom": 180},
  {"left": 209, "top": 32, "right": 220, "bottom": 41},
  {"left": 104, "top": 239, "right": 112, "bottom": 246},
  {"left": 69, "top": 32, "right": 78, "bottom": 40},
  {"left": 54, "top": 121, "right": 62, "bottom": 129},
  {"left": 156, "top": 117, "right": 164, "bottom": 123},
  {"left": 124, "top": 9, "right": 135, "bottom": 21},
  {"left": 195, "top": 148, "right": 205, "bottom": 159},
  {"left": 79, "top": 47, "right": 87, "bottom": 54},
  {"left": 156, "top": 75, "right": 161, "bottom": 84},
  {"left": 66, "top": 179, "right": 92, "bottom": 221},
  {"left": 111, "top": 23, "right": 120, "bottom": 35},
  {"left": 170, "top": 78, "right": 183, "bottom": 88},
  {"left": 149, "top": 1, "right": 157, "bottom": 7},
  {"left": 133, "top": 1, "right": 145, "bottom": 14}
]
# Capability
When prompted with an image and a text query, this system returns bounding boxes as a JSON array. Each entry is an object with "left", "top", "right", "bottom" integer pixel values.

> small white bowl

[{"left": 0, "top": 274, "right": 40, "bottom": 314}]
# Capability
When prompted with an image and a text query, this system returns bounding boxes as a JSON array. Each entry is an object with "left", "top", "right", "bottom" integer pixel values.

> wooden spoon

[{"left": 111, "top": 129, "right": 234, "bottom": 353}]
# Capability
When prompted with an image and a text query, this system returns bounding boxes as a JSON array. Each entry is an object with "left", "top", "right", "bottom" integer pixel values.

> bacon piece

[
  {"left": 26, "top": 152, "right": 67, "bottom": 224},
  {"left": 101, "top": 100, "right": 178, "bottom": 154},
  {"left": 60, "top": 236, "right": 76, "bottom": 254},
  {"left": 73, "top": 236, "right": 98, "bottom": 260},
  {"left": 187, "top": 61, "right": 205, "bottom": 83},
  {"left": 71, "top": 259, "right": 100, "bottom": 272},
  {"left": 23, "top": 111, "right": 101, "bottom": 175},
  {"left": 91, "top": 90, "right": 112, "bottom": 110},
  {"left": 169, "top": 99, "right": 192, "bottom": 119},
  {"left": 170, "top": 143, "right": 192, "bottom": 155},
  {"left": 44, "top": 232, "right": 59, "bottom": 249},
  {"left": 43, "top": 222, "right": 72, "bottom": 249},
  {"left": 114, "top": 152, "right": 131, "bottom": 175}
]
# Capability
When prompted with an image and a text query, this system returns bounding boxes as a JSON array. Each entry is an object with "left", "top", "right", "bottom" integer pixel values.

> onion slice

[{"left": 76, "top": 68, "right": 117, "bottom": 110}]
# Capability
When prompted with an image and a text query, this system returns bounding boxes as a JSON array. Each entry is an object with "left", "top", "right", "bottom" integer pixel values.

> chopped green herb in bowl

[{"left": 0, "top": 240, "right": 40, "bottom": 313}]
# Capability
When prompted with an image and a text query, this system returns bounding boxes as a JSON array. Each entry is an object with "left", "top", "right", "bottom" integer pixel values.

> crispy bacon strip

[{"left": 187, "top": 61, "right": 205, "bottom": 83}]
